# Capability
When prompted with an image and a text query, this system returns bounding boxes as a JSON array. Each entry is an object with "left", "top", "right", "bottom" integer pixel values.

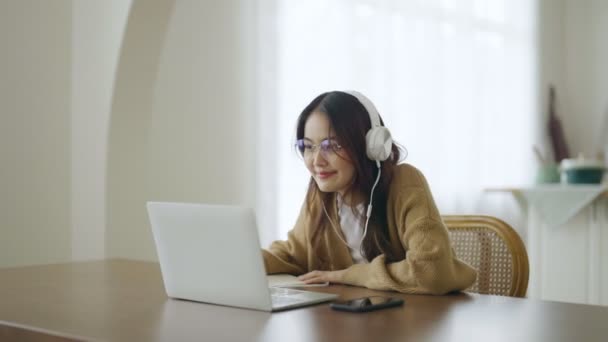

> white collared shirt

[{"left": 337, "top": 195, "right": 368, "bottom": 264}]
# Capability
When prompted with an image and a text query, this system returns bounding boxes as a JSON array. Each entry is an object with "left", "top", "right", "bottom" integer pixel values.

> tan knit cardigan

[{"left": 262, "top": 163, "right": 477, "bottom": 295}]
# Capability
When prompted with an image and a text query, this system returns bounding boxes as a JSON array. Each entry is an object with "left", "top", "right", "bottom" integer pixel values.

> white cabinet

[{"left": 488, "top": 185, "right": 608, "bottom": 306}]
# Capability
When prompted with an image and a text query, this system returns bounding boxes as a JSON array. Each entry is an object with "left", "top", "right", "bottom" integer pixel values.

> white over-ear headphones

[{"left": 343, "top": 90, "right": 393, "bottom": 164}]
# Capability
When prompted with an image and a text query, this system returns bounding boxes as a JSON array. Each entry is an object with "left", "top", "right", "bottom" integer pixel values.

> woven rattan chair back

[{"left": 442, "top": 215, "right": 529, "bottom": 297}]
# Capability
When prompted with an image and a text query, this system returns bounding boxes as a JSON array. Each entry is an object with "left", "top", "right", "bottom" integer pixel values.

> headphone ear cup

[{"left": 365, "top": 127, "right": 393, "bottom": 161}]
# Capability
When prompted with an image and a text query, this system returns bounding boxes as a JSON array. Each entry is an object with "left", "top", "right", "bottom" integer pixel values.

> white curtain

[{"left": 256, "top": 0, "right": 539, "bottom": 244}]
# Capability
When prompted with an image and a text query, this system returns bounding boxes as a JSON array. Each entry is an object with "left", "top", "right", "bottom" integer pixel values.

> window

[{"left": 257, "top": 0, "right": 539, "bottom": 242}]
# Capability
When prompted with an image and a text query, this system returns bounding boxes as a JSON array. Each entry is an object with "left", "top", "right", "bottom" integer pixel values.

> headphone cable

[{"left": 322, "top": 164, "right": 382, "bottom": 257}]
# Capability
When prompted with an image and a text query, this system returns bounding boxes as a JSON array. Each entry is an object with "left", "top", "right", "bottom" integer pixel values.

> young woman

[{"left": 262, "top": 91, "right": 477, "bottom": 295}]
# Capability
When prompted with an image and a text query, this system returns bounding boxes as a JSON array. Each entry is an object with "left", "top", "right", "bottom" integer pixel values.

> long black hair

[{"left": 296, "top": 91, "right": 405, "bottom": 263}]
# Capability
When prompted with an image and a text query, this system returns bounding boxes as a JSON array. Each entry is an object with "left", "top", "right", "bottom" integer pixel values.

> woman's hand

[{"left": 298, "top": 269, "right": 346, "bottom": 284}]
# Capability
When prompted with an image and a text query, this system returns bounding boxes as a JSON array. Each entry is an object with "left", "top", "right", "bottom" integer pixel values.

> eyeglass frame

[{"left": 295, "top": 138, "right": 344, "bottom": 160}]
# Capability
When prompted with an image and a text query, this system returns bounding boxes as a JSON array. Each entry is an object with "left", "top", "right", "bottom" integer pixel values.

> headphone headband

[{"left": 343, "top": 90, "right": 381, "bottom": 128}]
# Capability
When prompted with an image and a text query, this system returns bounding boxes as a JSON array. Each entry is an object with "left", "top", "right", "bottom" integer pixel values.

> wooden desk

[{"left": 1, "top": 260, "right": 607, "bottom": 341}]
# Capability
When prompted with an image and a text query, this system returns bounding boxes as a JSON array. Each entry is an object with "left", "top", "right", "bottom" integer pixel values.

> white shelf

[{"left": 487, "top": 185, "right": 608, "bottom": 226}]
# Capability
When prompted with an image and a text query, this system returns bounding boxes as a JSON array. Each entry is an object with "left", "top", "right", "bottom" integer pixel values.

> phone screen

[
  {"left": 341, "top": 296, "right": 398, "bottom": 307},
  {"left": 330, "top": 296, "right": 404, "bottom": 312}
]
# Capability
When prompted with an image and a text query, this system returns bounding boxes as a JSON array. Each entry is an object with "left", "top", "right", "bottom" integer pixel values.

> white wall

[
  {"left": 146, "top": 0, "right": 256, "bottom": 207},
  {"left": 0, "top": 0, "right": 259, "bottom": 265},
  {"left": 561, "top": 0, "right": 608, "bottom": 159},
  {"left": 71, "top": 0, "right": 131, "bottom": 261},
  {"left": 0, "top": 0, "right": 131, "bottom": 267},
  {"left": 0, "top": 1, "right": 72, "bottom": 267},
  {"left": 540, "top": 0, "right": 608, "bottom": 160},
  {"left": 106, "top": 0, "right": 257, "bottom": 260},
  {"left": 106, "top": 0, "right": 176, "bottom": 261},
  {"left": 538, "top": 0, "right": 565, "bottom": 147}
]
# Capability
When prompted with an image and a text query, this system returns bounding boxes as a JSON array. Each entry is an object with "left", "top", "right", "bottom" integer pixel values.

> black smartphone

[{"left": 330, "top": 296, "right": 404, "bottom": 313}]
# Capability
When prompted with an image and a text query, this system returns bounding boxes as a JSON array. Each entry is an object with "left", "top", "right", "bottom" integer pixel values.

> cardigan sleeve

[
  {"left": 337, "top": 166, "right": 477, "bottom": 294},
  {"left": 261, "top": 202, "right": 310, "bottom": 275}
]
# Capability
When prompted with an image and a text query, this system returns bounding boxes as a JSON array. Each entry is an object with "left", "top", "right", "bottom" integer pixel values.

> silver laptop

[{"left": 146, "top": 201, "right": 338, "bottom": 312}]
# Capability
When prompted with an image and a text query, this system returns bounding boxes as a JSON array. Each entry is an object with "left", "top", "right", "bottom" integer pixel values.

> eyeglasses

[{"left": 295, "top": 138, "right": 343, "bottom": 160}]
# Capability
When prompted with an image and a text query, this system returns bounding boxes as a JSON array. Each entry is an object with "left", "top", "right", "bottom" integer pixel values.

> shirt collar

[{"left": 336, "top": 193, "right": 365, "bottom": 216}]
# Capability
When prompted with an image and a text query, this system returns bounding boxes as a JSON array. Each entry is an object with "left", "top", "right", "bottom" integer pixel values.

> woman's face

[{"left": 302, "top": 111, "right": 356, "bottom": 197}]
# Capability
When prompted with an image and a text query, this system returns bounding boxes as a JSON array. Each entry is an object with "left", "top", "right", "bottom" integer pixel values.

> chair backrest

[{"left": 442, "top": 215, "right": 529, "bottom": 298}]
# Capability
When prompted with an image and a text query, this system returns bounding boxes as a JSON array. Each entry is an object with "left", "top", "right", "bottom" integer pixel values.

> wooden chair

[{"left": 442, "top": 215, "right": 529, "bottom": 298}]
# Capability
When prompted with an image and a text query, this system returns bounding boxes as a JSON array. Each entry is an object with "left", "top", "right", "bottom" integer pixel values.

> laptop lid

[{"left": 146, "top": 202, "right": 273, "bottom": 311}]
